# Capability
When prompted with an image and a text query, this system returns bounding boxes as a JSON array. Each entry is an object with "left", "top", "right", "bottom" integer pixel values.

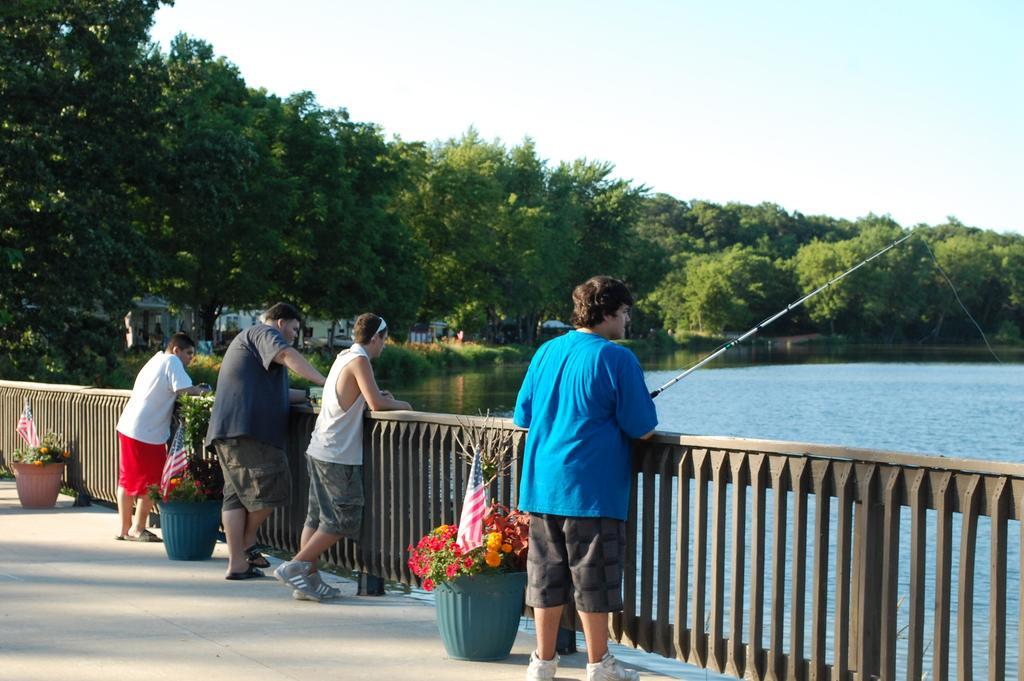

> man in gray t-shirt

[{"left": 206, "top": 302, "right": 326, "bottom": 581}]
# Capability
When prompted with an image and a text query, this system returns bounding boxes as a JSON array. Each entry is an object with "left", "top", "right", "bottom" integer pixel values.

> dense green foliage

[
  {"left": 2, "top": 1, "right": 1022, "bottom": 386},
  {"left": 1, "top": 0, "right": 166, "bottom": 382},
  {"left": 643, "top": 207, "right": 1024, "bottom": 344}
]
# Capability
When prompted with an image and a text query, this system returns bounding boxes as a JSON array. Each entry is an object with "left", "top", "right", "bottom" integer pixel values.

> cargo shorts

[
  {"left": 213, "top": 436, "right": 291, "bottom": 512},
  {"left": 305, "top": 456, "right": 364, "bottom": 540}
]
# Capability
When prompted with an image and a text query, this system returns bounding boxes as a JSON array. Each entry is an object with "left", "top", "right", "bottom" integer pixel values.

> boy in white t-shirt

[{"left": 115, "top": 332, "right": 210, "bottom": 541}]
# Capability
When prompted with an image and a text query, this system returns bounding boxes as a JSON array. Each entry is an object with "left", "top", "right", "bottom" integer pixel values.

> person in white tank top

[{"left": 273, "top": 313, "right": 412, "bottom": 601}]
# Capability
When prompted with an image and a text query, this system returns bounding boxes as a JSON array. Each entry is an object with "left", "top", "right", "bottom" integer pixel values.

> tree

[
  {"left": 793, "top": 219, "right": 928, "bottom": 340},
  {"left": 792, "top": 238, "right": 860, "bottom": 335},
  {"left": 995, "top": 238, "right": 1024, "bottom": 342},
  {"left": 0, "top": 0, "right": 167, "bottom": 381},
  {"left": 488, "top": 139, "right": 565, "bottom": 343},
  {"left": 397, "top": 130, "right": 511, "bottom": 334},
  {"left": 688, "top": 200, "right": 741, "bottom": 251},
  {"left": 272, "top": 93, "right": 423, "bottom": 333},
  {"left": 636, "top": 194, "right": 701, "bottom": 254},
  {"left": 663, "top": 246, "right": 788, "bottom": 334},
  {"left": 926, "top": 228, "right": 1008, "bottom": 340},
  {"left": 148, "top": 35, "right": 283, "bottom": 340},
  {"left": 546, "top": 159, "right": 647, "bottom": 292}
]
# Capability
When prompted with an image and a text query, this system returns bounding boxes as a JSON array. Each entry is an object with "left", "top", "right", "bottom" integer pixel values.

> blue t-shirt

[{"left": 513, "top": 330, "right": 658, "bottom": 520}]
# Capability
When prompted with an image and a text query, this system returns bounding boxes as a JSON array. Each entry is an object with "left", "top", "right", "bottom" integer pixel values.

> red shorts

[{"left": 118, "top": 432, "right": 167, "bottom": 495}]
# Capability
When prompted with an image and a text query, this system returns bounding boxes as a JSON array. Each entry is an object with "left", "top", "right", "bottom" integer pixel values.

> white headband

[{"left": 376, "top": 317, "right": 387, "bottom": 336}]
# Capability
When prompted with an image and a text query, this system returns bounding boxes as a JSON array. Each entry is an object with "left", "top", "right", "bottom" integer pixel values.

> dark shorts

[
  {"left": 526, "top": 513, "right": 626, "bottom": 613},
  {"left": 213, "top": 437, "right": 291, "bottom": 512},
  {"left": 304, "top": 456, "right": 364, "bottom": 540}
]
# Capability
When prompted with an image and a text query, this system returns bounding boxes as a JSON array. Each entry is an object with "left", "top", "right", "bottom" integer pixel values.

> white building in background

[
  {"left": 408, "top": 321, "right": 448, "bottom": 343},
  {"left": 124, "top": 298, "right": 355, "bottom": 353},
  {"left": 215, "top": 309, "right": 353, "bottom": 350},
  {"left": 214, "top": 309, "right": 261, "bottom": 336},
  {"left": 124, "top": 295, "right": 179, "bottom": 351}
]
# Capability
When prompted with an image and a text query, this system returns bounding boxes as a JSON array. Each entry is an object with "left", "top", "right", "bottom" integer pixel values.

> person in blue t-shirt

[{"left": 514, "top": 276, "right": 658, "bottom": 681}]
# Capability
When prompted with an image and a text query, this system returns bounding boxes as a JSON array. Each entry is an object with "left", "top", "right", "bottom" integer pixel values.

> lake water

[
  {"left": 389, "top": 346, "right": 1024, "bottom": 679},
  {"left": 392, "top": 345, "right": 1024, "bottom": 462}
]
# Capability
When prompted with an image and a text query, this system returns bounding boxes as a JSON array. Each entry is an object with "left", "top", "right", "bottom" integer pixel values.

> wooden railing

[{"left": 2, "top": 380, "right": 1021, "bottom": 681}]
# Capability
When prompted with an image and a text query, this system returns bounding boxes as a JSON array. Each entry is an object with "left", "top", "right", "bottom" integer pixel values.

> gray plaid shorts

[
  {"left": 525, "top": 513, "right": 626, "bottom": 613},
  {"left": 304, "top": 456, "right": 364, "bottom": 540}
]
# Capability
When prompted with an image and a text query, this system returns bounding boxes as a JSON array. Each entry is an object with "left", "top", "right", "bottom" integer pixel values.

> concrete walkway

[{"left": 0, "top": 482, "right": 674, "bottom": 681}]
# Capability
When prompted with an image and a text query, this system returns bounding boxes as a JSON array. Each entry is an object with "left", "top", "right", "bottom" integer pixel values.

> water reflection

[
  {"left": 385, "top": 364, "right": 525, "bottom": 417},
  {"left": 388, "top": 344, "right": 1023, "bottom": 419},
  {"left": 642, "top": 342, "right": 1023, "bottom": 372}
]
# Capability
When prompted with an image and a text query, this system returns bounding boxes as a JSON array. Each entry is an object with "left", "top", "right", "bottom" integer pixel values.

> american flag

[
  {"left": 160, "top": 427, "right": 188, "bottom": 495},
  {"left": 455, "top": 447, "right": 487, "bottom": 552},
  {"left": 16, "top": 399, "right": 40, "bottom": 447}
]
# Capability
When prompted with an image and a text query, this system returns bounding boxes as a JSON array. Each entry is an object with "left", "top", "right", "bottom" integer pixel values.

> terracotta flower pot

[{"left": 12, "top": 462, "right": 66, "bottom": 509}]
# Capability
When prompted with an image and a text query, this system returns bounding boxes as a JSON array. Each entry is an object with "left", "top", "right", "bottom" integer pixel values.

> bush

[
  {"left": 373, "top": 344, "right": 433, "bottom": 382},
  {"left": 177, "top": 394, "right": 215, "bottom": 455},
  {"left": 186, "top": 354, "right": 221, "bottom": 388}
]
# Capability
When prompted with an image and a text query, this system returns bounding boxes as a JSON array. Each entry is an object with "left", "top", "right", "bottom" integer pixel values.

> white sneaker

[
  {"left": 526, "top": 650, "right": 559, "bottom": 680},
  {"left": 308, "top": 571, "right": 343, "bottom": 599},
  {"left": 292, "top": 571, "right": 343, "bottom": 601},
  {"left": 586, "top": 652, "right": 639, "bottom": 681},
  {"left": 273, "top": 560, "right": 319, "bottom": 601}
]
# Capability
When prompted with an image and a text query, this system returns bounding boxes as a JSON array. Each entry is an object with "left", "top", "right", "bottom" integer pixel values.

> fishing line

[
  {"left": 919, "top": 239, "right": 1002, "bottom": 363},
  {"left": 650, "top": 232, "right": 913, "bottom": 397},
  {"left": 649, "top": 230, "right": 1001, "bottom": 398}
]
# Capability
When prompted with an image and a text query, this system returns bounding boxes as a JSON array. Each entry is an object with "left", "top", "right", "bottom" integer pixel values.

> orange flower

[
  {"left": 33, "top": 460, "right": 44, "bottom": 466},
  {"left": 62, "top": 451, "right": 70, "bottom": 458},
  {"left": 501, "top": 543, "right": 512, "bottom": 553},
  {"left": 485, "top": 551, "right": 501, "bottom": 567},
  {"left": 39, "top": 447, "right": 49, "bottom": 455}
]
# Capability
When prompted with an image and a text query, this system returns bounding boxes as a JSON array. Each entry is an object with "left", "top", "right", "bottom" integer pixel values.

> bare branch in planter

[{"left": 453, "top": 411, "right": 516, "bottom": 486}]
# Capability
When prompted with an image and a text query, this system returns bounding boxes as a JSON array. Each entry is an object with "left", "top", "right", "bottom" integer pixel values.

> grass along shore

[
  {"left": 97, "top": 331, "right": 1020, "bottom": 393},
  {"left": 105, "top": 340, "right": 535, "bottom": 391}
]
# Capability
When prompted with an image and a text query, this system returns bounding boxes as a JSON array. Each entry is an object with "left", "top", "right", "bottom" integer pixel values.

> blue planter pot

[
  {"left": 159, "top": 500, "right": 222, "bottom": 561},
  {"left": 434, "top": 571, "right": 527, "bottom": 661}
]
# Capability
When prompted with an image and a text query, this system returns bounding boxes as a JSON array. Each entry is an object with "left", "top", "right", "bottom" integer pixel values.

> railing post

[
  {"left": 879, "top": 467, "right": 902, "bottom": 681},
  {"left": 853, "top": 463, "right": 883, "bottom": 681}
]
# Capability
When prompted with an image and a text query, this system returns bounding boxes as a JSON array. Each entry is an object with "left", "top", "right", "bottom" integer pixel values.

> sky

[{"left": 150, "top": 1, "right": 1024, "bottom": 234}]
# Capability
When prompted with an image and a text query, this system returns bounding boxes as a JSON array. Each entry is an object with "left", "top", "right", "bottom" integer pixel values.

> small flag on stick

[
  {"left": 16, "top": 399, "right": 40, "bottom": 447},
  {"left": 160, "top": 427, "right": 188, "bottom": 495},
  {"left": 455, "top": 447, "right": 487, "bottom": 552}
]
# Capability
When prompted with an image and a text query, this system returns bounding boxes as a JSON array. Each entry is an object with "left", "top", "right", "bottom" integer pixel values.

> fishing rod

[{"left": 650, "top": 232, "right": 915, "bottom": 398}]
